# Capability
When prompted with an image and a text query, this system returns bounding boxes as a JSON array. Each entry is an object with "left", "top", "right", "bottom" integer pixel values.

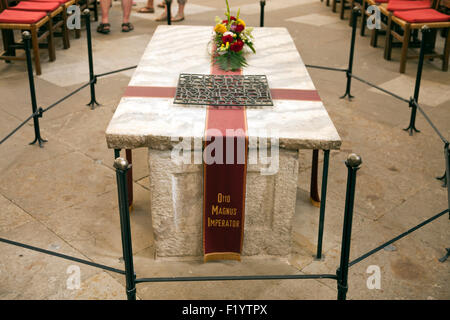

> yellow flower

[
  {"left": 237, "top": 19, "right": 246, "bottom": 27},
  {"left": 214, "top": 23, "right": 227, "bottom": 34}
]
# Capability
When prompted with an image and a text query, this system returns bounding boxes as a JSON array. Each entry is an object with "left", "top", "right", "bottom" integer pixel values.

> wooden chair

[
  {"left": 7, "top": 0, "right": 69, "bottom": 49},
  {"left": 0, "top": 1, "right": 53, "bottom": 74},
  {"left": 384, "top": 1, "right": 450, "bottom": 73},
  {"left": 26, "top": 0, "right": 76, "bottom": 45},
  {"left": 371, "top": 0, "right": 436, "bottom": 48}
]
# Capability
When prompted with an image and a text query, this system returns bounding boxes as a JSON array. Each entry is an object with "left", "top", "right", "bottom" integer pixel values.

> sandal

[
  {"left": 157, "top": 1, "right": 165, "bottom": 8},
  {"left": 97, "top": 23, "right": 110, "bottom": 34},
  {"left": 171, "top": 15, "right": 184, "bottom": 22},
  {"left": 121, "top": 22, "right": 134, "bottom": 32},
  {"left": 138, "top": 6, "right": 154, "bottom": 13}
]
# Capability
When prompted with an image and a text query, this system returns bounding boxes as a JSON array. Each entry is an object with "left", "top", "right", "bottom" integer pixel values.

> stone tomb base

[{"left": 148, "top": 148, "right": 299, "bottom": 259}]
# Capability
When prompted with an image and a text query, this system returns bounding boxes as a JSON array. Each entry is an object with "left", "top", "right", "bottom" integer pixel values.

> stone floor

[{"left": 0, "top": 0, "right": 449, "bottom": 300}]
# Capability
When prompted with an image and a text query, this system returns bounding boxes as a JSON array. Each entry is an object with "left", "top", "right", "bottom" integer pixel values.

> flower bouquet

[{"left": 213, "top": 0, "right": 255, "bottom": 71}]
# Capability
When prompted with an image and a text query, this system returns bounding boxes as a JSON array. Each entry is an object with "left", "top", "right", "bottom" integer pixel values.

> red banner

[{"left": 202, "top": 60, "right": 248, "bottom": 262}]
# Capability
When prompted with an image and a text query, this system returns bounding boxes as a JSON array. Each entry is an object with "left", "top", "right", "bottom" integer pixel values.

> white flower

[{"left": 223, "top": 31, "right": 234, "bottom": 37}]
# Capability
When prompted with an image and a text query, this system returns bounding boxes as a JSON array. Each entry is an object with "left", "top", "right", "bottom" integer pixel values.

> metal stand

[
  {"left": 125, "top": 149, "right": 133, "bottom": 210},
  {"left": 114, "top": 157, "right": 137, "bottom": 300},
  {"left": 445, "top": 143, "right": 450, "bottom": 219},
  {"left": 260, "top": 0, "right": 266, "bottom": 27},
  {"left": 439, "top": 248, "right": 450, "bottom": 263},
  {"left": 341, "top": 8, "right": 360, "bottom": 100},
  {"left": 84, "top": 9, "right": 100, "bottom": 109},
  {"left": 165, "top": 0, "right": 172, "bottom": 26},
  {"left": 316, "top": 150, "right": 330, "bottom": 260},
  {"left": 437, "top": 172, "right": 447, "bottom": 188},
  {"left": 337, "top": 153, "right": 362, "bottom": 300},
  {"left": 23, "top": 32, "right": 47, "bottom": 147},
  {"left": 404, "top": 26, "right": 430, "bottom": 135},
  {"left": 310, "top": 150, "right": 321, "bottom": 207}
]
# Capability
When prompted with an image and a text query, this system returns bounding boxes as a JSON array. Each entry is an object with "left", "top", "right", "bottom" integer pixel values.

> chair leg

[
  {"left": 93, "top": 0, "right": 99, "bottom": 22},
  {"left": 340, "top": 0, "right": 346, "bottom": 20},
  {"left": 400, "top": 24, "right": 411, "bottom": 73},
  {"left": 62, "top": 8, "right": 70, "bottom": 49},
  {"left": 443, "top": 28, "right": 449, "bottom": 71},
  {"left": 30, "top": 26, "right": 42, "bottom": 75},
  {"left": 332, "top": 0, "right": 337, "bottom": 13},
  {"left": 326, "top": 0, "right": 330, "bottom": 6},
  {"left": 47, "top": 19, "right": 56, "bottom": 61},
  {"left": 360, "top": 1, "right": 367, "bottom": 36},
  {"left": 384, "top": 15, "right": 393, "bottom": 60},
  {"left": 370, "top": 28, "right": 378, "bottom": 47}
]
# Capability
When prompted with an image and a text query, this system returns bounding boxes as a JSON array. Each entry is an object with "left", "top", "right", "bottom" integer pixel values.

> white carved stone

[{"left": 105, "top": 26, "right": 342, "bottom": 260}]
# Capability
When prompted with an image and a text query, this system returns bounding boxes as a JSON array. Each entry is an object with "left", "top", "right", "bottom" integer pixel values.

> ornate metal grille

[{"left": 173, "top": 73, "right": 273, "bottom": 107}]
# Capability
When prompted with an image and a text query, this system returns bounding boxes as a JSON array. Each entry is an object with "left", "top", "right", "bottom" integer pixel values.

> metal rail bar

[
  {"left": 0, "top": 113, "right": 36, "bottom": 145},
  {"left": 135, "top": 273, "right": 338, "bottom": 284},
  {"left": 305, "top": 64, "right": 348, "bottom": 72},
  {"left": 414, "top": 101, "right": 449, "bottom": 144},
  {"left": 348, "top": 208, "right": 449, "bottom": 268},
  {"left": 95, "top": 65, "right": 137, "bottom": 78},
  {"left": 0, "top": 237, "right": 126, "bottom": 275},
  {"left": 349, "top": 73, "right": 410, "bottom": 104},
  {"left": 42, "top": 82, "right": 91, "bottom": 113}
]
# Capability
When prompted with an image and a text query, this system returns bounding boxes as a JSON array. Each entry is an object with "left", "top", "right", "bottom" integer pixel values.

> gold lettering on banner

[
  {"left": 217, "top": 193, "right": 231, "bottom": 203},
  {"left": 207, "top": 218, "right": 240, "bottom": 228},
  {"left": 211, "top": 205, "right": 237, "bottom": 216}
]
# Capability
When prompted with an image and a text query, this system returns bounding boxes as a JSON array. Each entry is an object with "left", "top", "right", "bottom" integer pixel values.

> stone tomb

[{"left": 106, "top": 26, "right": 341, "bottom": 259}]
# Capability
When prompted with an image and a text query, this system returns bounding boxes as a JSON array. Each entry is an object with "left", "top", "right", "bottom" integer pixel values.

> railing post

[
  {"left": 341, "top": 7, "right": 360, "bottom": 100},
  {"left": 445, "top": 143, "right": 450, "bottom": 219},
  {"left": 23, "top": 31, "right": 47, "bottom": 147},
  {"left": 83, "top": 9, "right": 100, "bottom": 109},
  {"left": 404, "top": 26, "right": 429, "bottom": 135},
  {"left": 114, "top": 157, "right": 136, "bottom": 300},
  {"left": 316, "top": 150, "right": 330, "bottom": 260},
  {"left": 260, "top": 0, "right": 266, "bottom": 27},
  {"left": 337, "top": 153, "right": 362, "bottom": 300},
  {"left": 310, "top": 150, "right": 321, "bottom": 207},
  {"left": 165, "top": 0, "right": 172, "bottom": 25}
]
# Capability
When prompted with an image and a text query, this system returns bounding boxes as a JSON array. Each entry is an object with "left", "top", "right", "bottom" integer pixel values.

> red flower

[
  {"left": 222, "top": 19, "right": 228, "bottom": 24},
  {"left": 230, "top": 16, "right": 236, "bottom": 21},
  {"left": 230, "top": 39, "right": 244, "bottom": 52},
  {"left": 235, "top": 24, "right": 245, "bottom": 33},
  {"left": 222, "top": 34, "right": 234, "bottom": 44}
]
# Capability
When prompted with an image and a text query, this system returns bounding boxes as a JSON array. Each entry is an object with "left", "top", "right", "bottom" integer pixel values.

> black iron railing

[{"left": 0, "top": 5, "right": 448, "bottom": 301}]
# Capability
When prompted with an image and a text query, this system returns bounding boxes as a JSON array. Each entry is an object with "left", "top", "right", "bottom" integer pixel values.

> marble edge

[{"left": 105, "top": 133, "right": 342, "bottom": 151}]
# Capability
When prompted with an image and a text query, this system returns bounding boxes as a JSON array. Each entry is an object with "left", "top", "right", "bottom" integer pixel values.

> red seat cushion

[
  {"left": 9, "top": 1, "right": 61, "bottom": 12},
  {"left": 0, "top": 9, "right": 47, "bottom": 24},
  {"left": 388, "top": 0, "right": 431, "bottom": 11},
  {"left": 27, "top": 0, "right": 72, "bottom": 3},
  {"left": 394, "top": 8, "right": 450, "bottom": 22}
]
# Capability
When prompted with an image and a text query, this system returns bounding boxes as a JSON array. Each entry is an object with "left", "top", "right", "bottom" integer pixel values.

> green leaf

[
  {"left": 246, "top": 42, "right": 256, "bottom": 54},
  {"left": 214, "top": 52, "right": 248, "bottom": 71}
]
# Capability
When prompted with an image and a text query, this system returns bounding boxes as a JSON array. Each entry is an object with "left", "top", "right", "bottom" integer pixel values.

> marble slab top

[{"left": 106, "top": 25, "right": 341, "bottom": 151}]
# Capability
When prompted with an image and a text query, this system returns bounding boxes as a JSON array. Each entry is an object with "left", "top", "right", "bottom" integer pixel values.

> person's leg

[
  {"left": 138, "top": 0, "right": 154, "bottom": 13},
  {"left": 100, "top": 0, "right": 111, "bottom": 24},
  {"left": 156, "top": 1, "right": 168, "bottom": 21},
  {"left": 98, "top": 0, "right": 111, "bottom": 33},
  {"left": 172, "top": 0, "right": 185, "bottom": 21},
  {"left": 122, "top": 0, "right": 133, "bottom": 24}
]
